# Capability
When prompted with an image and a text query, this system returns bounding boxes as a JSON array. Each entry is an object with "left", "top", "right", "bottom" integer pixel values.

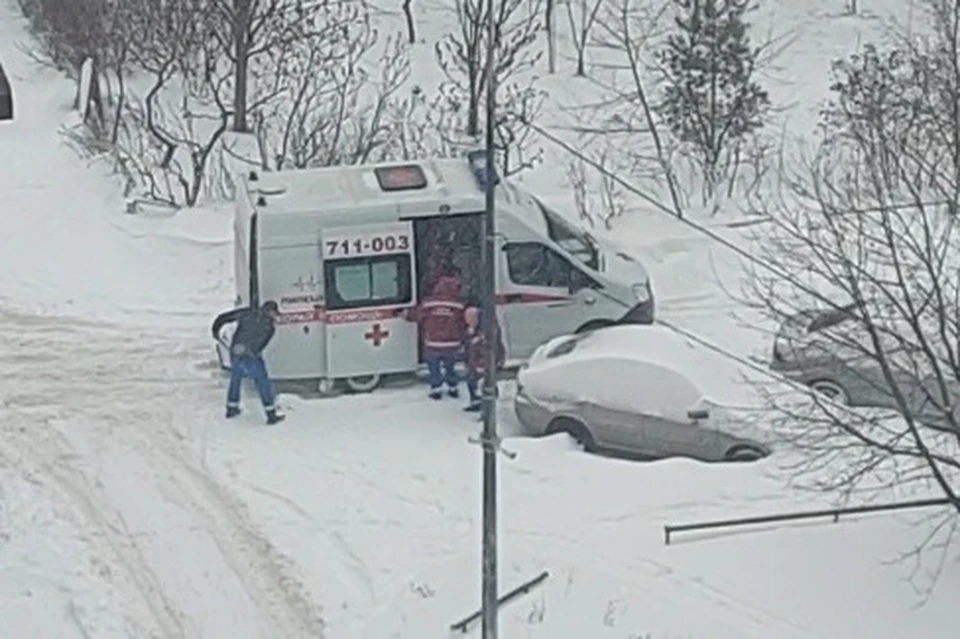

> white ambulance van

[{"left": 217, "top": 152, "right": 655, "bottom": 393}]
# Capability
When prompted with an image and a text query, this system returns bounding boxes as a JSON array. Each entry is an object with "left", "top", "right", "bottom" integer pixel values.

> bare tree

[
  {"left": 251, "top": 9, "right": 412, "bottom": 170},
  {"left": 16, "top": 0, "right": 111, "bottom": 75},
  {"left": 491, "top": 82, "right": 546, "bottom": 175},
  {"left": 742, "top": 4, "right": 960, "bottom": 564},
  {"left": 566, "top": 142, "right": 628, "bottom": 228},
  {"left": 565, "top": 0, "right": 604, "bottom": 76},
  {"left": 434, "top": 0, "right": 543, "bottom": 137},
  {"left": 112, "top": 0, "right": 232, "bottom": 206},
  {"left": 545, "top": 0, "right": 556, "bottom": 73},
  {"left": 589, "top": 0, "right": 684, "bottom": 216},
  {"left": 209, "top": 0, "right": 326, "bottom": 132}
]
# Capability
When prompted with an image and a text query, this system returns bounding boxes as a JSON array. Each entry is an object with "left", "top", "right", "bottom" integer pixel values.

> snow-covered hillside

[{"left": 1, "top": 0, "right": 957, "bottom": 637}]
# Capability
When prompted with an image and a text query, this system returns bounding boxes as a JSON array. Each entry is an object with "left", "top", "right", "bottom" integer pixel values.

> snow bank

[{"left": 114, "top": 204, "right": 233, "bottom": 246}]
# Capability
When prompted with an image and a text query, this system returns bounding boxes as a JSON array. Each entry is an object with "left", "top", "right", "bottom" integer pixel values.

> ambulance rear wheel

[{"left": 344, "top": 374, "right": 382, "bottom": 393}]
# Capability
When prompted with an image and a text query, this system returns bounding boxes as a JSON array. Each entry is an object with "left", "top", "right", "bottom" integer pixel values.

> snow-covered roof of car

[{"left": 528, "top": 325, "right": 754, "bottom": 405}]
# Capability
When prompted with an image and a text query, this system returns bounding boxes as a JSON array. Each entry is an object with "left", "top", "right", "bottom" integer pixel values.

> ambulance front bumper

[{"left": 619, "top": 296, "right": 655, "bottom": 325}]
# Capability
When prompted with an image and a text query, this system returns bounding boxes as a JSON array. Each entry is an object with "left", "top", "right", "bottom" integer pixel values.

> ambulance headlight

[{"left": 632, "top": 282, "right": 651, "bottom": 303}]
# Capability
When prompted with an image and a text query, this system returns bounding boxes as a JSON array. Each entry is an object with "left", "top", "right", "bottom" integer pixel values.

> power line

[
  {"left": 522, "top": 119, "right": 924, "bottom": 425},
  {"left": 523, "top": 119, "right": 801, "bottom": 284}
]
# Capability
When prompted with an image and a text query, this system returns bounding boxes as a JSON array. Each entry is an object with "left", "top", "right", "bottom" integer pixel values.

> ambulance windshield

[{"left": 534, "top": 198, "right": 599, "bottom": 270}]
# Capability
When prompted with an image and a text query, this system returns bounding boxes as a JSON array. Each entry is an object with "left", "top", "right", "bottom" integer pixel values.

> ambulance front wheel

[{"left": 344, "top": 374, "right": 382, "bottom": 393}]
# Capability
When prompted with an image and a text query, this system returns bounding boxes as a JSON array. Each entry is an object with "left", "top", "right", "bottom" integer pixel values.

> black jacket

[{"left": 212, "top": 306, "right": 276, "bottom": 357}]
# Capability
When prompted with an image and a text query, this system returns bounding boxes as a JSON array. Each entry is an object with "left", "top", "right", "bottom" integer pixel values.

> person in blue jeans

[
  {"left": 211, "top": 300, "right": 285, "bottom": 425},
  {"left": 405, "top": 274, "right": 466, "bottom": 399}
]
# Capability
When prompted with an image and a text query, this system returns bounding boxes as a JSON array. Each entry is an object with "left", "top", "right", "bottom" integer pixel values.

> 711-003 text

[{"left": 324, "top": 234, "right": 410, "bottom": 256}]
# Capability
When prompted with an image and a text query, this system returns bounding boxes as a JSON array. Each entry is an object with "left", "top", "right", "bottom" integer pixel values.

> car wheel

[
  {"left": 808, "top": 379, "right": 850, "bottom": 404},
  {"left": 344, "top": 374, "right": 381, "bottom": 393},
  {"left": 546, "top": 417, "right": 596, "bottom": 452},
  {"left": 724, "top": 444, "right": 766, "bottom": 462}
]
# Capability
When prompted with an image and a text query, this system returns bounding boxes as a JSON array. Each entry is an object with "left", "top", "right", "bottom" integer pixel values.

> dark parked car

[
  {"left": 770, "top": 304, "right": 960, "bottom": 424},
  {"left": 1, "top": 59, "right": 13, "bottom": 121}
]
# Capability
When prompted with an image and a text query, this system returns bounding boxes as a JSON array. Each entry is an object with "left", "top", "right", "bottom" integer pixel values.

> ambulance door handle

[
  {"left": 505, "top": 293, "right": 522, "bottom": 303},
  {"left": 582, "top": 294, "right": 597, "bottom": 305}
]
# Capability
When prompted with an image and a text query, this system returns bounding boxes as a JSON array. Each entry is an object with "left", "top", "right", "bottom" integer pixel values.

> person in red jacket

[
  {"left": 462, "top": 304, "right": 506, "bottom": 412},
  {"left": 406, "top": 273, "right": 466, "bottom": 399}
]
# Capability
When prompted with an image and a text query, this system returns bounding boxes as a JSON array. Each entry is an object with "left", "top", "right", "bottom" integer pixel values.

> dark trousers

[
  {"left": 227, "top": 355, "right": 277, "bottom": 414},
  {"left": 466, "top": 369, "right": 500, "bottom": 400},
  {"left": 466, "top": 368, "right": 482, "bottom": 402},
  {"left": 425, "top": 352, "right": 459, "bottom": 390}
]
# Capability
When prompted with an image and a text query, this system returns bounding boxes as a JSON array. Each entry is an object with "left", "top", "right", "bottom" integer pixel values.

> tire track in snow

[
  {"left": 1, "top": 422, "right": 186, "bottom": 638},
  {"left": 240, "top": 480, "right": 378, "bottom": 608},
  {"left": 0, "top": 309, "right": 327, "bottom": 637}
]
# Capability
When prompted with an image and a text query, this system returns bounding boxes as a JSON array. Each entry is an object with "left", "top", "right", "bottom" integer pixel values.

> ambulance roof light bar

[
  {"left": 374, "top": 164, "right": 428, "bottom": 191},
  {"left": 467, "top": 149, "right": 499, "bottom": 190}
]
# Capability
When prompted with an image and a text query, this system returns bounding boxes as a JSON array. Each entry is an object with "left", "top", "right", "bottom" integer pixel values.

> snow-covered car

[
  {"left": 513, "top": 325, "right": 772, "bottom": 462},
  {"left": 770, "top": 305, "right": 960, "bottom": 422}
]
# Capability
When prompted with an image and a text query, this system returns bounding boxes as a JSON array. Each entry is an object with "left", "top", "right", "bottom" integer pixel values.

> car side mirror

[{"left": 688, "top": 409, "right": 709, "bottom": 420}]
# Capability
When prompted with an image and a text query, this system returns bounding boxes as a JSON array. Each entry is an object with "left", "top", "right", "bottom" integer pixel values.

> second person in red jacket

[
  {"left": 462, "top": 304, "right": 506, "bottom": 412},
  {"left": 405, "top": 273, "right": 466, "bottom": 399}
]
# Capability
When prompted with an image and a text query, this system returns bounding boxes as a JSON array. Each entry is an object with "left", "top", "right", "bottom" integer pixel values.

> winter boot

[
  {"left": 429, "top": 388, "right": 443, "bottom": 400},
  {"left": 464, "top": 400, "right": 482, "bottom": 412},
  {"left": 226, "top": 406, "right": 241, "bottom": 419},
  {"left": 266, "top": 410, "right": 286, "bottom": 425},
  {"left": 447, "top": 386, "right": 460, "bottom": 399}
]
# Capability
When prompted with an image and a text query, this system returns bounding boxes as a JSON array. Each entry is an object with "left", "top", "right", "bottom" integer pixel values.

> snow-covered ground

[{"left": 1, "top": 0, "right": 958, "bottom": 637}]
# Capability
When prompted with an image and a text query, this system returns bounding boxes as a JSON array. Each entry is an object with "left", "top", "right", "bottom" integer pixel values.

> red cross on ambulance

[{"left": 364, "top": 323, "right": 389, "bottom": 346}]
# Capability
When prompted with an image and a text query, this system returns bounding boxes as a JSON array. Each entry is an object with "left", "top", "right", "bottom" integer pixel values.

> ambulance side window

[
  {"left": 324, "top": 255, "right": 412, "bottom": 310},
  {"left": 505, "top": 242, "right": 573, "bottom": 288}
]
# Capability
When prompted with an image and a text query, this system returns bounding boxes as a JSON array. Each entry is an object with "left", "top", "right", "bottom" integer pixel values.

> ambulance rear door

[
  {"left": 321, "top": 222, "right": 419, "bottom": 378},
  {"left": 259, "top": 244, "right": 326, "bottom": 380}
]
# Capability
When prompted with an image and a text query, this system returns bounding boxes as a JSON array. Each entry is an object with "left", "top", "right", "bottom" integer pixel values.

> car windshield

[{"left": 534, "top": 198, "right": 599, "bottom": 270}]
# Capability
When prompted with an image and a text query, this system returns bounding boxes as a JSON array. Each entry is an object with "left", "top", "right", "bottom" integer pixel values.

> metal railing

[
  {"left": 663, "top": 498, "right": 953, "bottom": 545},
  {"left": 450, "top": 570, "right": 549, "bottom": 634}
]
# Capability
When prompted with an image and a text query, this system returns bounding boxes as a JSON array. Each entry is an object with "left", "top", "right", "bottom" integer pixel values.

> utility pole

[
  {"left": 480, "top": 0, "right": 499, "bottom": 636},
  {"left": 232, "top": 0, "right": 250, "bottom": 132}
]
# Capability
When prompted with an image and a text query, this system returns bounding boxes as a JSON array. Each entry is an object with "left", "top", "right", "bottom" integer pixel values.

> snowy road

[{"left": 0, "top": 310, "right": 326, "bottom": 638}]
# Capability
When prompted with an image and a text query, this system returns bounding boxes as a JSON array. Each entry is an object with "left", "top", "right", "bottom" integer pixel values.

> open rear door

[{"left": 321, "top": 222, "right": 419, "bottom": 379}]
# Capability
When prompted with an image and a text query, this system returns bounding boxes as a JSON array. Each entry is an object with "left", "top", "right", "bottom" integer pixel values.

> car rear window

[{"left": 807, "top": 304, "right": 858, "bottom": 333}]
